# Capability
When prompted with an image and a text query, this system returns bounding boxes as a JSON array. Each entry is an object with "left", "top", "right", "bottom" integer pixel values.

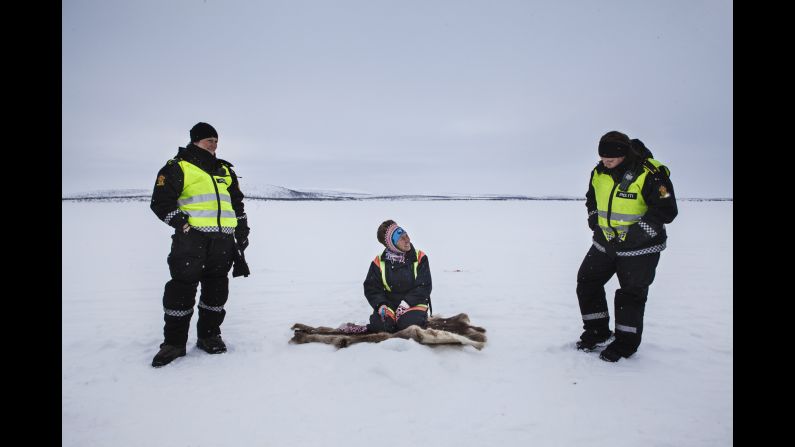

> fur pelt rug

[{"left": 290, "top": 313, "right": 487, "bottom": 350}]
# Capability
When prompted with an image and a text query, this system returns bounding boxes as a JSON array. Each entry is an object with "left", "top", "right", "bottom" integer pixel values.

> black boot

[
  {"left": 599, "top": 348, "right": 623, "bottom": 362},
  {"left": 197, "top": 335, "right": 227, "bottom": 354},
  {"left": 599, "top": 339, "right": 635, "bottom": 362},
  {"left": 152, "top": 343, "right": 187, "bottom": 367},
  {"left": 576, "top": 329, "right": 613, "bottom": 352}
]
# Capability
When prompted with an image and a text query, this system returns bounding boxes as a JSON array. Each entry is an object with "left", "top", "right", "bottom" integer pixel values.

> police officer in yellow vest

[
  {"left": 363, "top": 220, "right": 432, "bottom": 332},
  {"left": 576, "top": 131, "right": 678, "bottom": 362},
  {"left": 149, "top": 122, "right": 250, "bottom": 367}
]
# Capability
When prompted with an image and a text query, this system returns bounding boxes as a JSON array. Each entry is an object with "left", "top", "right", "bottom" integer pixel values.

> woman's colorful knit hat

[
  {"left": 383, "top": 223, "right": 404, "bottom": 253},
  {"left": 377, "top": 219, "right": 408, "bottom": 253}
]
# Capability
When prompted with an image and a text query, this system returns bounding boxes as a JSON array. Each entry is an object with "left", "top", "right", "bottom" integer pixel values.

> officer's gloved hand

[
  {"left": 623, "top": 221, "right": 655, "bottom": 248},
  {"left": 235, "top": 216, "right": 250, "bottom": 251},
  {"left": 169, "top": 212, "right": 190, "bottom": 233},
  {"left": 602, "top": 235, "right": 619, "bottom": 259}
]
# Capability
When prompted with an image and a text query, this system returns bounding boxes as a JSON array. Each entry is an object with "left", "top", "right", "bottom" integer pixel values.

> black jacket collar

[
  {"left": 596, "top": 157, "right": 646, "bottom": 182},
  {"left": 174, "top": 144, "right": 223, "bottom": 174}
]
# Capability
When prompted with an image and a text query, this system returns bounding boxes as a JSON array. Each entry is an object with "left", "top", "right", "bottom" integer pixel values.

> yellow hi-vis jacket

[
  {"left": 591, "top": 159, "right": 667, "bottom": 242},
  {"left": 177, "top": 160, "right": 238, "bottom": 233}
]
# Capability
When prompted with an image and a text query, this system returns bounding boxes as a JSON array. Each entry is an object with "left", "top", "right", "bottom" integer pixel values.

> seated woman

[{"left": 364, "top": 220, "right": 432, "bottom": 333}]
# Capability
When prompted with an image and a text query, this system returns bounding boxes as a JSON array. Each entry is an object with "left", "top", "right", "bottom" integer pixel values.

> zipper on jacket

[
  {"left": 207, "top": 171, "right": 222, "bottom": 232},
  {"left": 606, "top": 181, "right": 619, "bottom": 239}
]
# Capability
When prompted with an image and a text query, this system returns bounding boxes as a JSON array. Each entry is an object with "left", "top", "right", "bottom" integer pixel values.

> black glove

[
  {"left": 588, "top": 211, "right": 598, "bottom": 231},
  {"left": 602, "top": 237, "right": 619, "bottom": 259},
  {"left": 623, "top": 221, "right": 656, "bottom": 248},
  {"left": 235, "top": 216, "right": 250, "bottom": 251},
  {"left": 168, "top": 212, "right": 189, "bottom": 231},
  {"left": 232, "top": 247, "right": 250, "bottom": 277}
]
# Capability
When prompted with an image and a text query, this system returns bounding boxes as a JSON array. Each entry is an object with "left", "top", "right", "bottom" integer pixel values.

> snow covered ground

[{"left": 62, "top": 199, "right": 732, "bottom": 447}]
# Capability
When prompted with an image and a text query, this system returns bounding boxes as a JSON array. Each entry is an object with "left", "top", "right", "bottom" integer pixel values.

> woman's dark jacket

[{"left": 363, "top": 244, "right": 432, "bottom": 311}]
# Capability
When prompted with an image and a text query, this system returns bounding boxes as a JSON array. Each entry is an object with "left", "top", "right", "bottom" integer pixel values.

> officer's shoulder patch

[
  {"left": 659, "top": 185, "right": 671, "bottom": 199},
  {"left": 156, "top": 175, "right": 166, "bottom": 187}
]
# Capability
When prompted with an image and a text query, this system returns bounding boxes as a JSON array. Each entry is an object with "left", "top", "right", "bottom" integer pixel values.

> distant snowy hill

[
  {"left": 61, "top": 185, "right": 731, "bottom": 202},
  {"left": 62, "top": 185, "right": 346, "bottom": 201}
]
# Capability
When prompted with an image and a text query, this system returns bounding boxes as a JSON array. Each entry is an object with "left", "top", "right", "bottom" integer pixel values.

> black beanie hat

[
  {"left": 190, "top": 122, "right": 218, "bottom": 142},
  {"left": 598, "top": 130, "right": 631, "bottom": 158}
]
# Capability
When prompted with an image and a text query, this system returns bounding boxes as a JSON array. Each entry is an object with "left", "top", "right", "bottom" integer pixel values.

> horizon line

[{"left": 61, "top": 194, "right": 733, "bottom": 202}]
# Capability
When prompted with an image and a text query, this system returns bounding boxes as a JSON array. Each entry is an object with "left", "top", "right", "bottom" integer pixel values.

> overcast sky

[{"left": 62, "top": 0, "right": 732, "bottom": 198}]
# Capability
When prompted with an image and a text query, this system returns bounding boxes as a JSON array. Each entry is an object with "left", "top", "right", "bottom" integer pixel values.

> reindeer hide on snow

[{"left": 290, "top": 313, "right": 487, "bottom": 350}]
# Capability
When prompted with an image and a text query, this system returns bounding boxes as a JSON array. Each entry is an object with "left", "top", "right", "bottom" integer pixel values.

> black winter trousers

[
  {"left": 576, "top": 245, "right": 661, "bottom": 355},
  {"left": 161, "top": 230, "right": 235, "bottom": 346}
]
